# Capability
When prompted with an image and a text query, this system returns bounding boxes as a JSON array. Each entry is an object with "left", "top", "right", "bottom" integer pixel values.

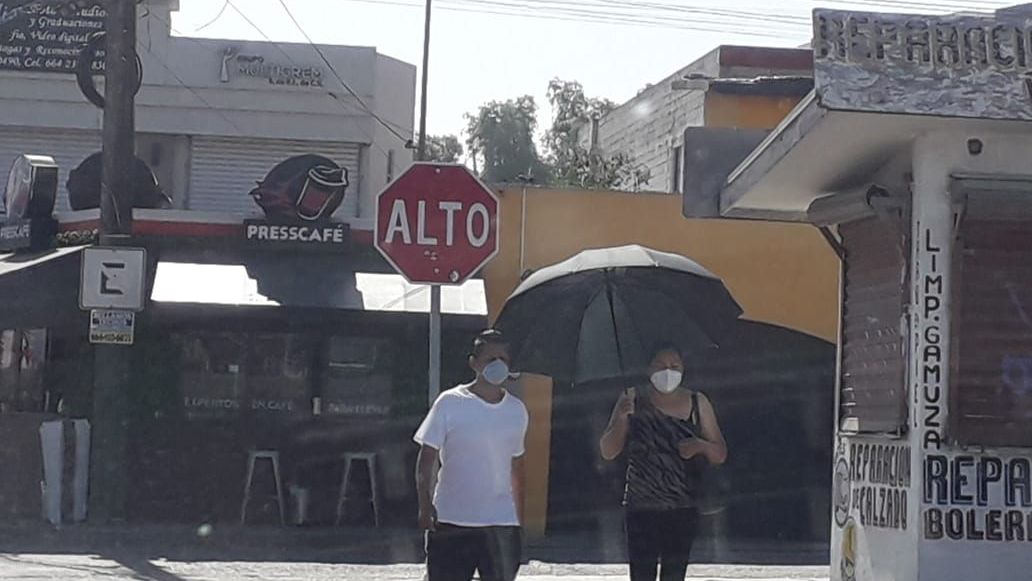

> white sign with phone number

[{"left": 89, "top": 309, "right": 134, "bottom": 345}]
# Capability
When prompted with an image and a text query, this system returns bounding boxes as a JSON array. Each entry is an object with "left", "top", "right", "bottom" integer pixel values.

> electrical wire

[
  {"left": 193, "top": 0, "right": 231, "bottom": 32},
  {"left": 221, "top": 0, "right": 413, "bottom": 142},
  {"left": 154, "top": 9, "right": 395, "bottom": 160},
  {"left": 339, "top": 0, "right": 803, "bottom": 38},
  {"left": 273, "top": 0, "right": 415, "bottom": 143},
  {"left": 460, "top": 0, "right": 810, "bottom": 27},
  {"left": 136, "top": 39, "right": 245, "bottom": 133},
  {"left": 457, "top": 1, "right": 802, "bottom": 35},
  {"left": 816, "top": 0, "right": 1008, "bottom": 12},
  {"left": 336, "top": 0, "right": 1011, "bottom": 31}
]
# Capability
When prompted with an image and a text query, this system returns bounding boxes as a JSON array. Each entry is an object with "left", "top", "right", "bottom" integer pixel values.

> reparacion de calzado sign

[{"left": 814, "top": 9, "right": 1032, "bottom": 120}]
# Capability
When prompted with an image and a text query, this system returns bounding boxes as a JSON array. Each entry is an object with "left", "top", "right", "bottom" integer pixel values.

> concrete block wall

[
  {"left": 584, "top": 52, "right": 718, "bottom": 192},
  {"left": 588, "top": 46, "right": 812, "bottom": 193}
]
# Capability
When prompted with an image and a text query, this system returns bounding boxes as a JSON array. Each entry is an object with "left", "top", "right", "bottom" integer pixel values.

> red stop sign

[{"left": 374, "top": 163, "right": 499, "bottom": 284}]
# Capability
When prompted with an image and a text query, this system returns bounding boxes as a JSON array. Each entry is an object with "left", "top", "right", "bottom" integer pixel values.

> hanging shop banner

[
  {"left": 813, "top": 8, "right": 1032, "bottom": 120},
  {"left": 0, "top": 1, "right": 106, "bottom": 74},
  {"left": 89, "top": 309, "right": 134, "bottom": 345}
]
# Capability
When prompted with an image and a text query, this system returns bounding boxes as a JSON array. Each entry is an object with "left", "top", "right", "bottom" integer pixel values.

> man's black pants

[{"left": 426, "top": 523, "right": 522, "bottom": 581}]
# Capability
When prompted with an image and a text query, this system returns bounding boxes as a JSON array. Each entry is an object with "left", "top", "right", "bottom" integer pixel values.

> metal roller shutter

[
  {"left": 950, "top": 178, "right": 1032, "bottom": 446},
  {"left": 952, "top": 219, "right": 1032, "bottom": 447},
  {"left": 188, "top": 137, "right": 362, "bottom": 218},
  {"left": 839, "top": 217, "right": 908, "bottom": 434},
  {"left": 0, "top": 127, "right": 101, "bottom": 212}
]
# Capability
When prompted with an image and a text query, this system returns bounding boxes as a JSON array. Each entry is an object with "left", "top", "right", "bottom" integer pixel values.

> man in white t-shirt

[{"left": 414, "top": 329, "right": 529, "bottom": 581}]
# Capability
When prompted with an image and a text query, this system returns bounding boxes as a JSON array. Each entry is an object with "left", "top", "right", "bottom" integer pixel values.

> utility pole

[
  {"left": 417, "top": 0, "right": 431, "bottom": 162},
  {"left": 416, "top": 0, "right": 442, "bottom": 404},
  {"left": 90, "top": 0, "right": 138, "bottom": 522}
]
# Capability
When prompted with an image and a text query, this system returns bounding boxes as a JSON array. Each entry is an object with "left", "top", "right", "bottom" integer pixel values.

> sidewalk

[
  {"left": 0, "top": 555, "right": 830, "bottom": 581},
  {"left": 0, "top": 520, "right": 828, "bottom": 568}
]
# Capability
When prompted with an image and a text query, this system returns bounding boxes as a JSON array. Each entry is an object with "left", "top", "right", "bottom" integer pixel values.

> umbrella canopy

[{"left": 496, "top": 245, "right": 742, "bottom": 384}]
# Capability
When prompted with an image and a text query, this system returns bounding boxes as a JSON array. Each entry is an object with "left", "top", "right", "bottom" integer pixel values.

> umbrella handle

[{"left": 604, "top": 271, "right": 626, "bottom": 378}]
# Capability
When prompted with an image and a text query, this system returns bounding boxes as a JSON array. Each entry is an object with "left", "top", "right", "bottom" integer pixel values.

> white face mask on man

[
  {"left": 481, "top": 359, "right": 511, "bottom": 386},
  {"left": 649, "top": 368, "right": 683, "bottom": 394}
]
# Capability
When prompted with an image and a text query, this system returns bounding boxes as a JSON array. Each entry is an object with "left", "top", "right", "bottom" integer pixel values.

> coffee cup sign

[{"left": 375, "top": 163, "right": 499, "bottom": 285}]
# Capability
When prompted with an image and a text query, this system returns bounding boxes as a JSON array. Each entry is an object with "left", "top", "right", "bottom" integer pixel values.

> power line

[
  {"left": 457, "top": 0, "right": 806, "bottom": 32},
  {"left": 469, "top": 0, "right": 810, "bottom": 26},
  {"left": 194, "top": 0, "right": 230, "bottom": 32},
  {"left": 273, "top": 0, "right": 415, "bottom": 143},
  {"left": 340, "top": 0, "right": 804, "bottom": 38},
  {"left": 154, "top": 9, "right": 395, "bottom": 160},
  {"left": 817, "top": 0, "right": 1006, "bottom": 12},
  {"left": 341, "top": 0, "right": 1010, "bottom": 32},
  {"left": 220, "top": 0, "right": 413, "bottom": 140},
  {"left": 135, "top": 40, "right": 245, "bottom": 133},
  {"left": 449, "top": 0, "right": 803, "bottom": 35}
]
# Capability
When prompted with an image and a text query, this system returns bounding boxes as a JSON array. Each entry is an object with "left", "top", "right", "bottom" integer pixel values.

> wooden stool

[
  {"left": 241, "top": 450, "right": 285, "bottom": 526},
  {"left": 335, "top": 452, "right": 380, "bottom": 527}
]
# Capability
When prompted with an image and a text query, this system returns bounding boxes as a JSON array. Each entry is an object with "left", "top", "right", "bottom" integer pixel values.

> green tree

[
  {"left": 419, "top": 134, "right": 464, "bottom": 164},
  {"left": 464, "top": 96, "right": 550, "bottom": 184},
  {"left": 545, "top": 78, "right": 650, "bottom": 190}
]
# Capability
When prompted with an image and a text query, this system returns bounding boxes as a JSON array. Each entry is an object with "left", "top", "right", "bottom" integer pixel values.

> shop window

[
  {"left": 246, "top": 333, "right": 312, "bottom": 417},
  {"left": 46, "top": 332, "right": 93, "bottom": 417},
  {"left": 175, "top": 332, "right": 314, "bottom": 420},
  {"left": 838, "top": 218, "right": 908, "bottom": 434},
  {"left": 320, "top": 337, "right": 393, "bottom": 417},
  {"left": 951, "top": 220, "right": 1032, "bottom": 447},
  {"left": 176, "top": 332, "right": 247, "bottom": 419},
  {"left": 0, "top": 329, "right": 47, "bottom": 413}
]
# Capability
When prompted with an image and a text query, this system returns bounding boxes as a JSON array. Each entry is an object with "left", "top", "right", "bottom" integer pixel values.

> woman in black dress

[{"left": 599, "top": 342, "right": 728, "bottom": 581}]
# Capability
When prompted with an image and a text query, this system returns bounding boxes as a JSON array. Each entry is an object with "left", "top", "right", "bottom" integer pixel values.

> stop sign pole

[{"left": 374, "top": 163, "right": 500, "bottom": 404}]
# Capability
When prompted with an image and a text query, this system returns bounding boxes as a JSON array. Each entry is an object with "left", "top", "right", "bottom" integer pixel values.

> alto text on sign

[{"left": 375, "top": 163, "right": 499, "bottom": 285}]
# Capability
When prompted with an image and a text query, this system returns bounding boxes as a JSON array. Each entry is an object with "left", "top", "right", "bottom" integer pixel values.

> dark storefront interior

[
  {"left": 0, "top": 241, "right": 487, "bottom": 526},
  {"left": 546, "top": 320, "right": 836, "bottom": 555}
]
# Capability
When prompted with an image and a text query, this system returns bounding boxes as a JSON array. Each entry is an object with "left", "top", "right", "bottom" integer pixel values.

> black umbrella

[{"left": 495, "top": 245, "right": 742, "bottom": 384}]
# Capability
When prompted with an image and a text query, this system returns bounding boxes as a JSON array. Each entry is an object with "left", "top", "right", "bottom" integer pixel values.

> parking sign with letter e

[{"left": 80, "top": 247, "right": 147, "bottom": 311}]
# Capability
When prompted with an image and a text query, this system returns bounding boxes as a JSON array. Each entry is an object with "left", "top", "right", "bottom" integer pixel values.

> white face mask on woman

[
  {"left": 481, "top": 359, "right": 511, "bottom": 386},
  {"left": 650, "top": 369, "right": 683, "bottom": 394}
]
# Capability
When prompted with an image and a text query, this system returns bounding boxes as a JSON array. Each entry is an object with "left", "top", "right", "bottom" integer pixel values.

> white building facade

[{"left": 0, "top": 0, "right": 416, "bottom": 228}]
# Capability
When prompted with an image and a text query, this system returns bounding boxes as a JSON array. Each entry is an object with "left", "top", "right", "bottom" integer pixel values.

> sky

[{"left": 170, "top": 0, "right": 1014, "bottom": 141}]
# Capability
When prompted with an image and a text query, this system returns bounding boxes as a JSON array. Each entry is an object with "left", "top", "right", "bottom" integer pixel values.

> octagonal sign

[{"left": 374, "top": 163, "right": 499, "bottom": 285}]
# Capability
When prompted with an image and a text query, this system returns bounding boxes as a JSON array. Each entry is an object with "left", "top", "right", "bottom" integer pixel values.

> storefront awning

[
  {"left": 718, "top": 94, "right": 1032, "bottom": 222},
  {"left": 150, "top": 261, "right": 487, "bottom": 316},
  {"left": 715, "top": 7, "right": 1032, "bottom": 222},
  {"left": 0, "top": 246, "right": 87, "bottom": 328}
]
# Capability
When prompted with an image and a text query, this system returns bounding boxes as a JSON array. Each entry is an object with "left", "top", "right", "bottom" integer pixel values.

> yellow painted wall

[
  {"left": 704, "top": 93, "right": 805, "bottom": 129},
  {"left": 517, "top": 373, "right": 552, "bottom": 535},
  {"left": 486, "top": 187, "right": 838, "bottom": 341},
  {"left": 498, "top": 85, "right": 826, "bottom": 538},
  {"left": 487, "top": 187, "right": 839, "bottom": 537}
]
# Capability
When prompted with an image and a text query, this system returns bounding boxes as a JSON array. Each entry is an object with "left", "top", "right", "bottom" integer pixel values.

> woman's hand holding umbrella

[
  {"left": 600, "top": 388, "right": 637, "bottom": 461},
  {"left": 613, "top": 387, "right": 635, "bottom": 419}
]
